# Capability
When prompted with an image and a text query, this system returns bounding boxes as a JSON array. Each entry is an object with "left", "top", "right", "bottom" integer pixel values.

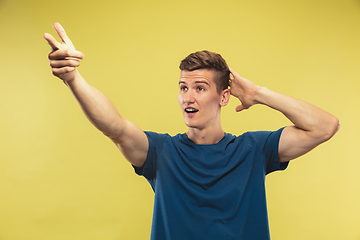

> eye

[
  {"left": 197, "top": 87, "right": 205, "bottom": 91},
  {"left": 180, "top": 86, "right": 188, "bottom": 91}
]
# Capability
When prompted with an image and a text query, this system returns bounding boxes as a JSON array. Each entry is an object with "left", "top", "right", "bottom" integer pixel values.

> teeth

[{"left": 185, "top": 108, "right": 198, "bottom": 113}]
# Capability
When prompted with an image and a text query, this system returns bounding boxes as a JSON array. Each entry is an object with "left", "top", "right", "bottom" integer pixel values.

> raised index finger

[
  {"left": 53, "top": 22, "right": 74, "bottom": 47},
  {"left": 43, "top": 33, "right": 61, "bottom": 51}
]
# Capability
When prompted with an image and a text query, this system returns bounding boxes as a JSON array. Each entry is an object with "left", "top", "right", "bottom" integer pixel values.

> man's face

[{"left": 178, "top": 69, "right": 225, "bottom": 130}]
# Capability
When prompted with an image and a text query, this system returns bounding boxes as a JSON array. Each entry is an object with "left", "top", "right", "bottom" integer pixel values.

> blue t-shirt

[{"left": 133, "top": 128, "right": 288, "bottom": 240}]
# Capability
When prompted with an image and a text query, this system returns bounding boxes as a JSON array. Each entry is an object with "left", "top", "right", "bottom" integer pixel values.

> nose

[{"left": 182, "top": 90, "right": 195, "bottom": 104}]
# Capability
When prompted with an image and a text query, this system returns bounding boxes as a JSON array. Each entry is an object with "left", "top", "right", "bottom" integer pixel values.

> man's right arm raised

[{"left": 44, "top": 23, "right": 148, "bottom": 167}]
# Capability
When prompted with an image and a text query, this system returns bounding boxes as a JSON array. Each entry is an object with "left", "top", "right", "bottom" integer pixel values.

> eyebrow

[{"left": 178, "top": 80, "right": 210, "bottom": 86}]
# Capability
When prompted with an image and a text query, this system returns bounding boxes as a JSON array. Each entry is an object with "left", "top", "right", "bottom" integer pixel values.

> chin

[
  {"left": 184, "top": 120, "right": 197, "bottom": 128},
  {"left": 184, "top": 120, "right": 203, "bottom": 129}
]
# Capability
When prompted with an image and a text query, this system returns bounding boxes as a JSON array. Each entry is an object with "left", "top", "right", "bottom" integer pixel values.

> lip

[
  {"left": 184, "top": 106, "right": 198, "bottom": 117},
  {"left": 184, "top": 107, "right": 199, "bottom": 117}
]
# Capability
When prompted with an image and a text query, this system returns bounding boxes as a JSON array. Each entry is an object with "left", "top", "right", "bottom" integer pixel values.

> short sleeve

[
  {"left": 132, "top": 131, "right": 165, "bottom": 190},
  {"left": 263, "top": 127, "right": 289, "bottom": 174},
  {"left": 132, "top": 132, "right": 157, "bottom": 178}
]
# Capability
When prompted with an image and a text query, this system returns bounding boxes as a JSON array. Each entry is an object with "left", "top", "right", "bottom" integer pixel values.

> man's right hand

[{"left": 44, "top": 23, "right": 84, "bottom": 82}]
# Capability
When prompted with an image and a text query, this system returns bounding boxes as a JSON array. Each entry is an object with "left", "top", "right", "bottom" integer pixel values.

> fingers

[
  {"left": 53, "top": 22, "right": 74, "bottom": 47},
  {"left": 48, "top": 48, "right": 84, "bottom": 60},
  {"left": 229, "top": 67, "right": 241, "bottom": 79},
  {"left": 49, "top": 51, "right": 83, "bottom": 78},
  {"left": 45, "top": 23, "right": 83, "bottom": 82},
  {"left": 44, "top": 33, "right": 61, "bottom": 51},
  {"left": 51, "top": 66, "right": 77, "bottom": 77},
  {"left": 229, "top": 67, "right": 235, "bottom": 76},
  {"left": 50, "top": 59, "right": 81, "bottom": 68},
  {"left": 45, "top": 23, "right": 84, "bottom": 60},
  {"left": 230, "top": 72, "right": 235, "bottom": 81}
]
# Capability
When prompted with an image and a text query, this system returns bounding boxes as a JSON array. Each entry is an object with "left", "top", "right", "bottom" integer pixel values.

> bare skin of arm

[
  {"left": 229, "top": 68, "right": 340, "bottom": 163},
  {"left": 44, "top": 23, "right": 148, "bottom": 167}
]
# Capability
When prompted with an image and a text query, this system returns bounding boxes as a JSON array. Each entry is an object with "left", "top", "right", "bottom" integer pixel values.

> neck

[{"left": 187, "top": 126, "right": 225, "bottom": 145}]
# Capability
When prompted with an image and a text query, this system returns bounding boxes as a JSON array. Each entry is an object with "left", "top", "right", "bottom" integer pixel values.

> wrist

[
  {"left": 253, "top": 85, "right": 267, "bottom": 104},
  {"left": 63, "top": 70, "right": 80, "bottom": 84},
  {"left": 253, "top": 86, "right": 268, "bottom": 105}
]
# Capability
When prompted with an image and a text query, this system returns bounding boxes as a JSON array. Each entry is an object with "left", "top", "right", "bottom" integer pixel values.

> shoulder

[
  {"left": 231, "top": 127, "right": 285, "bottom": 144},
  {"left": 144, "top": 131, "right": 186, "bottom": 145},
  {"left": 144, "top": 131, "right": 170, "bottom": 139}
]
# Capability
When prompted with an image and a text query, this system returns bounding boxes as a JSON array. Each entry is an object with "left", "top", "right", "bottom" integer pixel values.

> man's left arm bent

[{"left": 229, "top": 68, "right": 340, "bottom": 163}]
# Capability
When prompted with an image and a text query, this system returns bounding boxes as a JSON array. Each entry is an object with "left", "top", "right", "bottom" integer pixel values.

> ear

[{"left": 220, "top": 89, "right": 230, "bottom": 107}]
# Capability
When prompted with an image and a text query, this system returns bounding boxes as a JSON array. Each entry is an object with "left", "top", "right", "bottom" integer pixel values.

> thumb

[{"left": 235, "top": 105, "right": 245, "bottom": 112}]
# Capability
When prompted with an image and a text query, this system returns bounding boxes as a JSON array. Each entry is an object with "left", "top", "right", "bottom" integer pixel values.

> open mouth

[{"left": 185, "top": 108, "right": 199, "bottom": 113}]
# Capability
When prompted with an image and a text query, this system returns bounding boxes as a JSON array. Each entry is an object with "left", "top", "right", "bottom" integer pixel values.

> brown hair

[{"left": 179, "top": 50, "right": 230, "bottom": 94}]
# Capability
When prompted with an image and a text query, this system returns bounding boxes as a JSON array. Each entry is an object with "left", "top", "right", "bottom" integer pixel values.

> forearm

[
  {"left": 229, "top": 68, "right": 339, "bottom": 161},
  {"left": 44, "top": 23, "right": 149, "bottom": 165},
  {"left": 255, "top": 87, "right": 340, "bottom": 140},
  {"left": 65, "top": 71, "right": 125, "bottom": 138}
]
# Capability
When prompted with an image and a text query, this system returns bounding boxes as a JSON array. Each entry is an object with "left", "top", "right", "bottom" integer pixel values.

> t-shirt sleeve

[
  {"left": 263, "top": 127, "right": 289, "bottom": 174},
  {"left": 132, "top": 131, "right": 160, "bottom": 189},
  {"left": 132, "top": 131, "right": 156, "bottom": 177}
]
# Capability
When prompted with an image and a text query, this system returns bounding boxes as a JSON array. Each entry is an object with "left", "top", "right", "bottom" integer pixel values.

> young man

[{"left": 44, "top": 23, "right": 339, "bottom": 239}]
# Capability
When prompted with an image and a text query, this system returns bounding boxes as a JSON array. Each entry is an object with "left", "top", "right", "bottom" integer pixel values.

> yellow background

[{"left": 0, "top": 0, "right": 359, "bottom": 239}]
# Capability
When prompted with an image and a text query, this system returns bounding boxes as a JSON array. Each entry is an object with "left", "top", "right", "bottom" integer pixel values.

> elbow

[
  {"left": 99, "top": 122, "right": 124, "bottom": 140},
  {"left": 329, "top": 116, "right": 340, "bottom": 137},
  {"left": 102, "top": 128, "right": 123, "bottom": 140},
  {"left": 101, "top": 118, "right": 127, "bottom": 140},
  {"left": 321, "top": 116, "right": 340, "bottom": 142}
]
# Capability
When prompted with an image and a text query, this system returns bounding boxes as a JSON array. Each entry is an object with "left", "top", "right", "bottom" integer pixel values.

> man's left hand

[{"left": 229, "top": 67, "right": 261, "bottom": 112}]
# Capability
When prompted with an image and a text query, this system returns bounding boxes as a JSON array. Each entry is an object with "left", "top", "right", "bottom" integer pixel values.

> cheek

[{"left": 204, "top": 96, "right": 222, "bottom": 109}]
